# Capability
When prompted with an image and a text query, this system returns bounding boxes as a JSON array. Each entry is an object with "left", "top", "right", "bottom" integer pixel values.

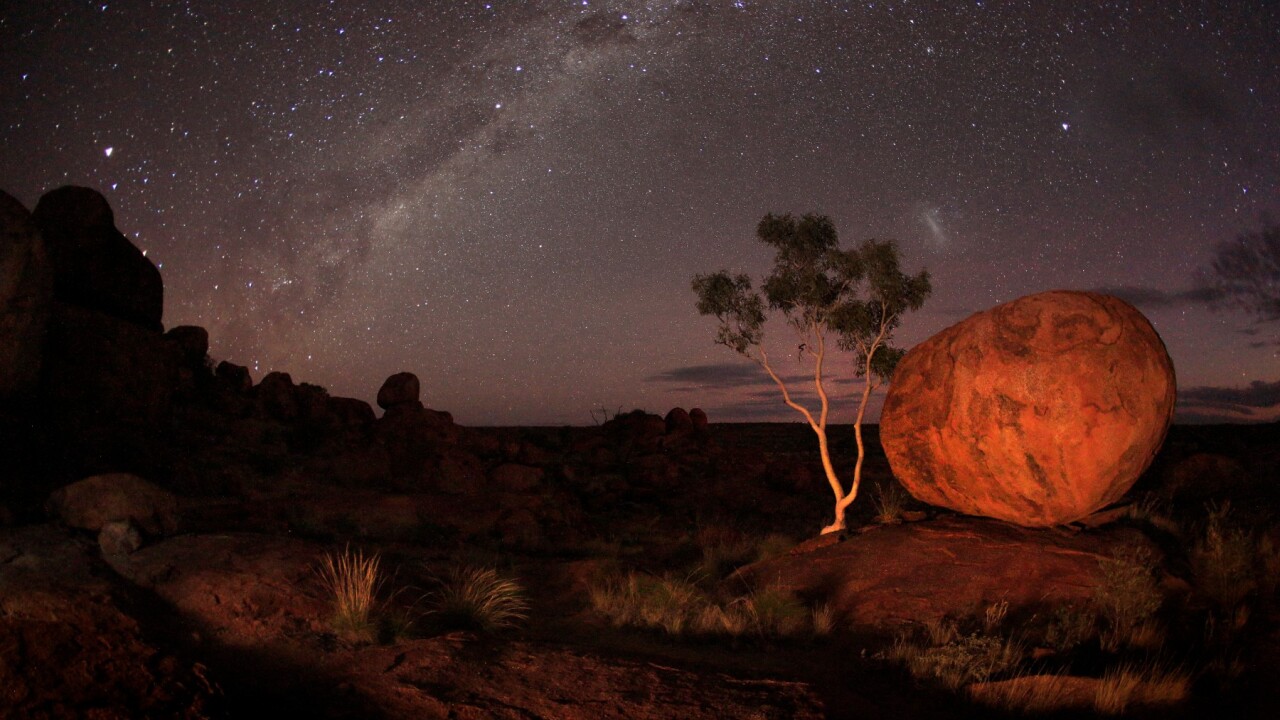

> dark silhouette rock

[
  {"left": 377, "top": 371, "right": 420, "bottom": 410},
  {"left": 256, "top": 371, "right": 298, "bottom": 421},
  {"left": 664, "top": 407, "right": 693, "bottom": 434},
  {"left": 328, "top": 395, "right": 376, "bottom": 428},
  {"left": 163, "top": 325, "right": 208, "bottom": 366},
  {"left": 46, "top": 473, "right": 179, "bottom": 537},
  {"left": 881, "top": 291, "right": 1176, "bottom": 527},
  {"left": 41, "top": 302, "right": 179, "bottom": 474},
  {"left": 491, "top": 463, "right": 545, "bottom": 492},
  {"left": 216, "top": 360, "right": 253, "bottom": 392},
  {"left": 437, "top": 449, "right": 486, "bottom": 494},
  {"left": 735, "top": 516, "right": 1156, "bottom": 630},
  {"left": 689, "top": 407, "right": 709, "bottom": 430},
  {"left": 0, "top": 191, "right": 52, "bottom": 405},
  {"left": 32, "top": 186, "right": 163, "bottom": 331}
]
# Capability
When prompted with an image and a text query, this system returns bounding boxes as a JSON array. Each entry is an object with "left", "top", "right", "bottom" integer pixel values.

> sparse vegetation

[
  {"left": 315, "top": 545, "right": 385, "bottom": 640},
  {"left": 425, "top": 565, "right": 529, "bottom": 633},
  {"left": 1094, "top": 545, "right": 1164, "bottom": 652},
  {"left": 1190, "top": 503, "right": 1257, "bottom": 612},
  {"left": 1043, "top": 603, "right": 1098, "bottom": 652},
  {"left": 588, "top": 571, "right": 830, "bottom": 640},
  {"left": 885, "top": 623, "right": 1023, "bottom": 691}
]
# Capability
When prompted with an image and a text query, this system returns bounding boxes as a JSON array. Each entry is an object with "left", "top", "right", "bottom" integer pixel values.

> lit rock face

[{"left": 880, "top": 290, "right": 1175, "bottom": 527}]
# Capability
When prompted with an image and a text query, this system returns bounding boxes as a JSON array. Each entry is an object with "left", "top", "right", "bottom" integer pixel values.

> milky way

[{"left": 2, "top": 2, "right": 1277, "bottom": 424}]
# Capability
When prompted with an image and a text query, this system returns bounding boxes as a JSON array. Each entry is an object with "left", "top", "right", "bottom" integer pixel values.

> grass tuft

[
  {"left": 1094, "top": 663, "right": 1190, "bottom": 714},
  {"left": 871, "top": 481, "right": 910, "bottom": 524},
  {"left": 427, "top": 565, "right": 529, "bottom": 633},
  {"left": 315, "top": 545, "right": 385, "bottom": 639}
]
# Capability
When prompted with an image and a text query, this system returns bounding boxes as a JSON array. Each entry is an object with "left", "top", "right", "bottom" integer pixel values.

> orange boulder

[{"left": 881, "top": 290, "right": 1175, "bottom": 526}]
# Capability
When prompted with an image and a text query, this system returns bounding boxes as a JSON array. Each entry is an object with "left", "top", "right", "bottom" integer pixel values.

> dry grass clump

[
  {"left": 871, "top": 481, "right": 911, "bottom": 524},
  {"left": 426, "top": 565, "right": 529, "bottom": 633},
  {"left": 1093, "top": 662, "right": 1190, "bottom": 714},
  {"left": 968, "top": 671, "right": 1091, "bottom": 714},
  {"left": 588, "top": 571, "right": 829, "bottom": 640},
  {"left": 315, "top": 545, "right": 386, "bottom": 639}
]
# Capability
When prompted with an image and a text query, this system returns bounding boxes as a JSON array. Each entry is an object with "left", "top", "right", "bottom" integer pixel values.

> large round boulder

[
  {"left": 377, "top": 371, "right": 420, "bottom": 410},
  {"left": 881, "top": 290, "right": 1175, "bottom": 526},
  {"left": 32, "top": 186, "right": 163, "bottom": 331}
]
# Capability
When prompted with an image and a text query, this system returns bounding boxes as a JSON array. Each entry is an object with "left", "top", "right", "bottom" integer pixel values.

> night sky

[{"left": 2, "top": 1, "right": 1277, "bottom": 425}]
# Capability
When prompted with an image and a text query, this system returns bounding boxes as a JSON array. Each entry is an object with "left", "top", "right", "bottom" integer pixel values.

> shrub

[
  {"left": 1044, "top": 603, "right": 1097, "bottom": 652},
  {"left": 315, "top": 545, "right": 385, "bottom": 639},
  {"left": 1095, "top": 546, "right": 1163, "bottom": 651},
  {"left": 1190, "top": 503, "right": 1257, "bottom": 612},
  {"left": 427, "top": 565, "right": 529, "bottom": 633},
  {"left": 897, "top": 632, "right": 1023, "bottom": 690}
]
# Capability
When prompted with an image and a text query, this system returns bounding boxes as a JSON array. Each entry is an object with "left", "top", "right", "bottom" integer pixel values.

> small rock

[
  {"left": 377, "top": 371, "right": 420, "bottom": 410},
  {"left": 98, "top": 519, "right": 143, "bottom": 557},
  {"left": 689, "top": 407, "right": 709, "bottom": 429}
]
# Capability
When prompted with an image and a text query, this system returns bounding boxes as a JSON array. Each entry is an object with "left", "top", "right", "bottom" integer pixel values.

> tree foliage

[
  {"left": 692, "top": 213, "right": 932, "bottom": 533},
  {"left": 1210, "top": 222, "right": 1280, "bottom": 325}
]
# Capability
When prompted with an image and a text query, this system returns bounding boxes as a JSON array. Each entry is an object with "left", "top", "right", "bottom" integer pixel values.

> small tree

[
  {"left": 1209, "top": 222, "right": 1280, "bottom": 326},
  {"left": 693, "top": 213, "right": 931, "bottom": 534}
]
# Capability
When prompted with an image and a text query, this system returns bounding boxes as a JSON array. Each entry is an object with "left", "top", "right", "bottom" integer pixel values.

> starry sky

[{"left": 2, "top": 1, "right": 1277, "bottom": 425}]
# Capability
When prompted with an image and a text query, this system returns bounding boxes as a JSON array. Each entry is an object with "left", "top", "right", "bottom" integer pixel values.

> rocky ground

[
  {"left": 4, "top": 187, "right": 1280, "bottom": 718},
  {"left": 3, "top": 416, "right": 1279, "bottom": 719}
]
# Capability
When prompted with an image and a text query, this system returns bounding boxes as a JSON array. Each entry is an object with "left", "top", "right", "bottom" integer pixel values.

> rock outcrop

[
  {"left": 377, "top": 371, "right": 420, "bottom": 410},
  {"left": 32, "top": 185, "right": 163, "bottom": 331},
  {"left": 0, "top": 191, "right": 52, "bottom": 405},
  {"left": 47, "top": 472, "right": 180, "bottom": 537},
  {"left": 735, "top": 517, "right": 1157, "bottom": 630},
  {"left": 881, "top": 291, "right": 1176, "bottom": 527}
]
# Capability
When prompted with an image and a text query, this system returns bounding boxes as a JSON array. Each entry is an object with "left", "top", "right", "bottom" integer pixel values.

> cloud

[
  {"left": 646, "top": 362, "right": 765, "bottom": 388},
  {"left": 1089, "top": 285, "right": 1220, "bottom": 309},
  {"left": 647, "top": 362, "right": 860, "bottom": 392},
  {"left": 1177, "top": 379, "right": 1280, "bottom": 418}
]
